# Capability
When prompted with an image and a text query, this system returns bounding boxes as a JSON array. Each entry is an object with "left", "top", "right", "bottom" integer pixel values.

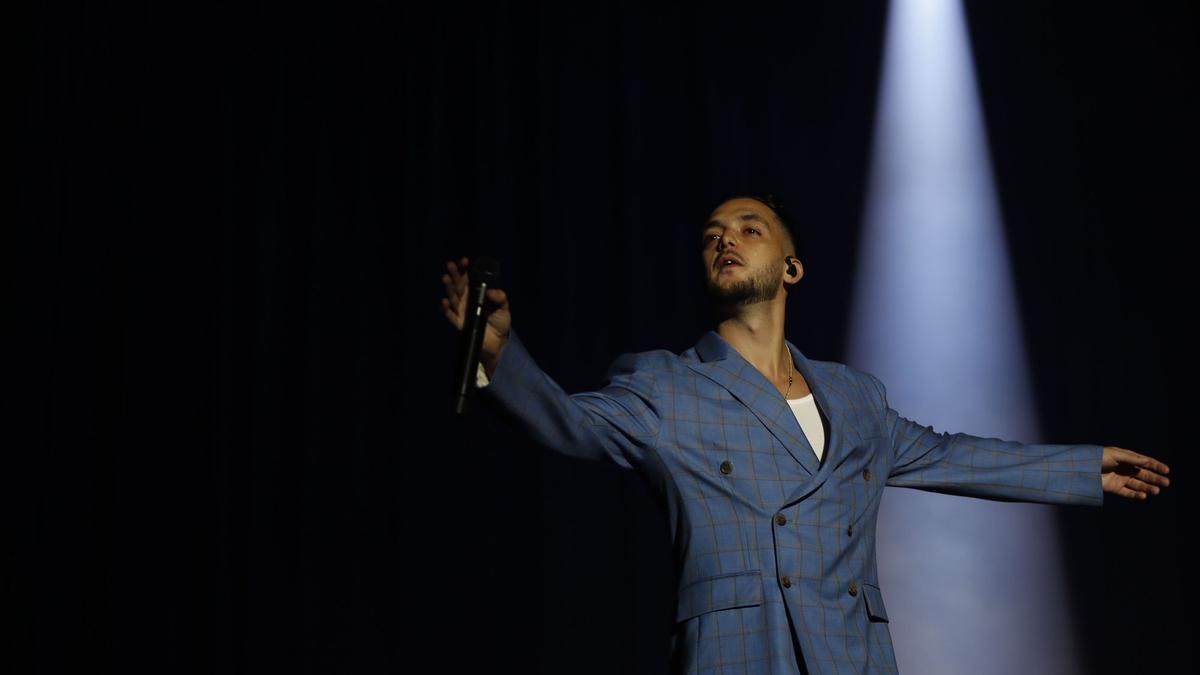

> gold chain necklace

[{"left": 784, "top": 349, "right": 793, "bottom": 399}]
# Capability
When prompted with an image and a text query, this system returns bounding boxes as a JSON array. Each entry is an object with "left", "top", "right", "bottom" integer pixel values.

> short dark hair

[{"left": 712, "top": 193, "right": 805, "bottom": 265}]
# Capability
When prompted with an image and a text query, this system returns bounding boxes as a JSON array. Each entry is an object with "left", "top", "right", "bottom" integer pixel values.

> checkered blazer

[{"left": 480, "top": 327, "right": 1103, "bottom": 674}]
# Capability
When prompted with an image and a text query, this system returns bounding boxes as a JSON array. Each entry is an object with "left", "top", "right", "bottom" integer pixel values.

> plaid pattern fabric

[{"left": 481, "top": 328, "right": 1104, "bottom": 674}]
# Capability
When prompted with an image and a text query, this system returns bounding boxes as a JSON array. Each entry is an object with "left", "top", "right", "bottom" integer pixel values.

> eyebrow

[{"left": 703, "top": 212, "right": 772, "bottom": 232}]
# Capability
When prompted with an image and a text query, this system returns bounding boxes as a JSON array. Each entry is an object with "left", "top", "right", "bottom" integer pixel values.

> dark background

[{"left": 5, "top": 1, "right": 1196, "bottom": 673}]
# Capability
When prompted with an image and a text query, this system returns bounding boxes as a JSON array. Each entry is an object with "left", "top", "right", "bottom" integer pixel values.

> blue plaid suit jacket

[{"left": 480, "top": 327, "right": 1104, "bottom": 674}]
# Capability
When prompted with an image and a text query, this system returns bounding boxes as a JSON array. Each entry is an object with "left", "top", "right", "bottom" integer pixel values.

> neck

[{"left": 714, "top": 296, "right": 791, "bottom": 386}]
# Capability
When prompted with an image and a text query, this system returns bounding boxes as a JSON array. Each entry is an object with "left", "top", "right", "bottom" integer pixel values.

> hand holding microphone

[{"left": 441, "top": 256, "right": 510, "bottom": 414}]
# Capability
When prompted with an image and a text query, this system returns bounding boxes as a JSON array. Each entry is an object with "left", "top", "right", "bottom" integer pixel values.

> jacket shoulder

[
  {"left": 608, "top": 347, "right": 683, "bottom": 376},
  {"left": 809, "top": 358, "right": 887, "bottom": 401}
]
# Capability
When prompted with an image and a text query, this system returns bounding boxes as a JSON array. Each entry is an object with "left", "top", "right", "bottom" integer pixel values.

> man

[{"left": 438, "top": 195, "right": 1170, "bottom": 674}]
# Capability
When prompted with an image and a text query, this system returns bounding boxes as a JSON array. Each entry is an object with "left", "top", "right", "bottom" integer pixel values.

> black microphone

[{"left": 454, "top": 256, "right": 501, "bottom": 415}]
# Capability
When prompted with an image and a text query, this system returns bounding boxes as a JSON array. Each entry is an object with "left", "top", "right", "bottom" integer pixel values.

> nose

[{"left": 718, "top": 231, "right": 737, "bottom": 250}]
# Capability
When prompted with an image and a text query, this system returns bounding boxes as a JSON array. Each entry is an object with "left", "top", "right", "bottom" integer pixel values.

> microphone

[{"left": 454, "top": 256, "right": 501, "bottom": 415}]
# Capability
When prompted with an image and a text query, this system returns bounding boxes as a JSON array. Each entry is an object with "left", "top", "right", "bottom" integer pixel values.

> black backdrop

[{"left": 6, "top": 1, "right": 1196, "bottom": 673}]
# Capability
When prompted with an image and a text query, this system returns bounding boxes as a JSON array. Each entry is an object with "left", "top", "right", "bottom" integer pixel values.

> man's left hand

[{"left": 1101, "top": 446, "right": 1171, "bottom": 500}]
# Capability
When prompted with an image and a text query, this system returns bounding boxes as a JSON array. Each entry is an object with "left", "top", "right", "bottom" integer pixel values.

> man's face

[{"left": 701, "top": 198, "right": 789, "bottom": 307}]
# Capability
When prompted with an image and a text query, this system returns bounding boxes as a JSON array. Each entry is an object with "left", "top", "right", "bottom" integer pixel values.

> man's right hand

[{"left": 441, "top": 257, "right": 511, "bottom": 377}]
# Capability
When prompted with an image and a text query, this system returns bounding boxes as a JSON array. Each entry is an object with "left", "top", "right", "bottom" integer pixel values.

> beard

[{"left": 704, "top": 262, "right": 780, "bottom": 308}]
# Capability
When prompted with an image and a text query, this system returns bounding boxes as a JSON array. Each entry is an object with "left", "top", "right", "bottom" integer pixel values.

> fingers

[
  {"left": 440, "top": 258, "right": 510, "bottom": 333},
  {"left": 1121, "top": 447, "right": 1169, "bottom": 472},
  {"left": 1124, "top": 477, "right": 1162, "bottom": 496},
  {"left": 1119, "top": 486, "right": 1148, "bottom": 500},
  {"left": 1132, "top": 453, "right": 1171, "bottom": 477},
  {"left": 441, "top": 272, "right": 459, "bottom": 311},
  {"left": 1112, "top": 447, "right": 1172, "bottom": 485},
  {"left": 1104, "top": 444, "right": 1171, "bottom": 480},
  {"left": 485, "top": 288, "right": 508, "bottom": 307},
  {"left": 1133, "top": 466, "right": 1171, "bottom": 488},
  {"left": 448, "top": 256, "right": 468, "bottom": 288},
  {"left": 440, "top": 257, "right": 470, "bottom": 328},
  {"left": 442, "top": 257, "right": 469, "bottom": 302},
  {"left": 1109, "top": 474, "right": 1168, "bottom": 500},
  {"left": 440, "top": 297, "right": 461, "bottom": 329}
]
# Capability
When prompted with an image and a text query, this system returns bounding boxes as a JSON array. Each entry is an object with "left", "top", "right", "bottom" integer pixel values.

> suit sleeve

[
  {"left": 477, "top": 328, "right": 662, "bottom": 470},
  {"left": 865, "top": 374, "right": 1104, "bottom": 506}
]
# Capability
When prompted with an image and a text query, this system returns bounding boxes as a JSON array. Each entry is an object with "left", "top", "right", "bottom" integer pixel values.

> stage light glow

[{"left": 847, "top": 1, "right": 1083, "bottom": 673}]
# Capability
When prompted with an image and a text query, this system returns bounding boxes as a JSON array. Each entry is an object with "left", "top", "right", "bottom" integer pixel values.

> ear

[{"left": 784, "top": 257, "right": 804, "bottom": 284}]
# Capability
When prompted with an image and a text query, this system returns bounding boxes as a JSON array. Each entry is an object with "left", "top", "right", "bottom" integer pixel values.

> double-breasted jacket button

[
  {"left": 862, "top": 468, "right": 873, "bottom": 482},
  {"left": 781, "top": 576, "right": 792, "bottom": 588},
  {"left": 848, "top": 581, "right": 859, "bottom": 597},
  {"left": 720, "top": 460, "right": 733, "bottom": 475},
  {"left": 774, "top": 513, "right": 787, "bottom": 526}
]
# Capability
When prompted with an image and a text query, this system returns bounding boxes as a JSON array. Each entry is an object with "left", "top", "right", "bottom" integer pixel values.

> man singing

[{"left": 438, "top": 195, "right": 1170, "bottom": 674}]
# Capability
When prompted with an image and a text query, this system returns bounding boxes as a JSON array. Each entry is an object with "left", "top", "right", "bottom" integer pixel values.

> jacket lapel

[
  {"left": 687, "top": 331, "right": 842, "bottom": 478},
  {"left": 786, "top": 340, "right": 847, "bottom": 500}
]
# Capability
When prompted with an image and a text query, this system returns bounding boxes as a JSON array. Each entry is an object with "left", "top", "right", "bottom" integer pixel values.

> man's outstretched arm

[
  {"left": 440, "top": 257, "right": 661, "bottom": 469},
  {"left": 864, "top": 373, "right": 1170, "bottom": 505}
]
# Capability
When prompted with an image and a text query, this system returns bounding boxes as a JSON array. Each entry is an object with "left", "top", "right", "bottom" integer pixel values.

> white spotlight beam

[{"left": 848, "top": 1, "right": 1082, "bottom": 674}]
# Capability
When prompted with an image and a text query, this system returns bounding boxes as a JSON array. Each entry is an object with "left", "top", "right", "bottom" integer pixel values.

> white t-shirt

[{"left": 787, "top": 393, "right": 826, "bottom": 461}]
